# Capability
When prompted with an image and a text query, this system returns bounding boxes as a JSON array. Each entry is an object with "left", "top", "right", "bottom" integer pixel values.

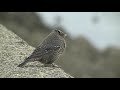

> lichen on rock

[{"left": 0, "top": 24, "right": 73, "bottom": 78}]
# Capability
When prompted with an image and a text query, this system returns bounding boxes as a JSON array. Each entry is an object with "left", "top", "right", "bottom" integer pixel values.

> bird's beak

[{"left": 64, "top": 34, "right": 67, "bottom": 37}]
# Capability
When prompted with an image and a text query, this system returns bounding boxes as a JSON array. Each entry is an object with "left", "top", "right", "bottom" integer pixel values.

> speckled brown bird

[{"left": 18, "top": 29, "right": 67, "bottom": 67}]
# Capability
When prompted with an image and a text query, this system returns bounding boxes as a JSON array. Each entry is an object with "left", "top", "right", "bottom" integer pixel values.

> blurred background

[{"left": 0, "top": 12, "right": 120, "bottom": 78}]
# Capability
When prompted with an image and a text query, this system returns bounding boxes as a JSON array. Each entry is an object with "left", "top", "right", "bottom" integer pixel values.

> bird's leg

[
  {"left": 44, "top": 63, "right": 61, "bottom": 68},
  {"left": 43, "top": 64, "right": 52, "bottom": 67}
]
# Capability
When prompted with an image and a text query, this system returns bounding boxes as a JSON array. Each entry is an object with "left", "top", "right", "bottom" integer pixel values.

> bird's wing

[{"left": 28, "top": 45, "right": 61, "bottom": 59}]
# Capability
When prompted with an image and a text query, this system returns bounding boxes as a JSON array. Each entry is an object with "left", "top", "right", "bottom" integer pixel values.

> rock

[
  {"left": 0, "top": 12, "right": 51, "bottom": 47},
  {"left": 0, "top": 25, "right": 73, "bottom": 78}
]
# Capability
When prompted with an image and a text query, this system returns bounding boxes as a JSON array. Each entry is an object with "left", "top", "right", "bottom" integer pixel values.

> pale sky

[{"left": 37, "top": 12, "right": 120, "bottom": 50}]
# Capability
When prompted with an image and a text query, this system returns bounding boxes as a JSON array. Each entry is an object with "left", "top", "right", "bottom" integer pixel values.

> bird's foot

[
  {"left": 44, "top": 63, "right": 61, "bottom": 68},
  {"left": 51, "top": 63, "right": 62, "bottom": 68}
]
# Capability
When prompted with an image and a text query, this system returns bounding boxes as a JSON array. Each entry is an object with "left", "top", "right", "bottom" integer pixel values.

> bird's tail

[{"left": 17, "top": 58, "right": 30, "bottom": 67}]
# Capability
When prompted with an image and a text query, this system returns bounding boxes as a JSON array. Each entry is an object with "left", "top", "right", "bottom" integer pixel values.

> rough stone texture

[{"left": 0, "top": 25, "right": 73, "bottom": 78}]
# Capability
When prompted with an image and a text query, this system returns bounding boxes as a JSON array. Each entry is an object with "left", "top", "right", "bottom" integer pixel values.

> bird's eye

[
  {"left": 55, "top": 29, "right": 63, "bottom": 35},
  {"left": 57, "top": 30, "right": 61, "bottom": 35},
  {"left": 55, "top": 29, "right": 61, "bottom": 34}
]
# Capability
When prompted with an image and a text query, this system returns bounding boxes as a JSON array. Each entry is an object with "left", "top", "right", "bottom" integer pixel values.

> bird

[{"left": 17, "top": 29, "right": 67, "bottom": 67}]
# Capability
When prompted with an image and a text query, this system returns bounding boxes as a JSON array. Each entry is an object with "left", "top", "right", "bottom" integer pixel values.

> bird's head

[{"left": 54, "top": 29, "right": 67, "bottom": 38}]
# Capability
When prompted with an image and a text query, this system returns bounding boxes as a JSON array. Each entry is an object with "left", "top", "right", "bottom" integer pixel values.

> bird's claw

[{"left": 44, "top": 64, "right": 61, "bottom": 68}]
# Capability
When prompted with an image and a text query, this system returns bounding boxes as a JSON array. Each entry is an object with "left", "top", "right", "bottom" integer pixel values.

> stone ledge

[{"left": 0, "top": 24, "right": 73, "bottom": 78}]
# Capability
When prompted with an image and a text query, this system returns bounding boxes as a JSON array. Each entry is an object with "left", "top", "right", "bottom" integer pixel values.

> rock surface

[{"left": 0, "top": 25, "right": 73, "bottom": 78}]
